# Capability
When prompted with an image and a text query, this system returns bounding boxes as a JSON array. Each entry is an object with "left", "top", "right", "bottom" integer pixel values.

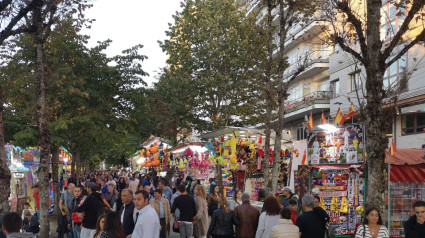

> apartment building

[
  {"left": 237, "top": 0, "right": 332, "bottom": 141},
  {"left": 327, "top": 0, "right": 425, "bottom": 149}
]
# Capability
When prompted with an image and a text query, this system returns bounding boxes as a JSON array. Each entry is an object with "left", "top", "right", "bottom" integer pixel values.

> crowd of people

[{"left": 0, "top": 170, "right": 424, "bottom": 238}]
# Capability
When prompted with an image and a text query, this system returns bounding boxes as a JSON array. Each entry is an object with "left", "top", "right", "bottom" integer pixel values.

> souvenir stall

[
  {"left": 6, "top": 144, "right": 40, "bottom": 212},
  {"left": 385, "top": 148, "right": 425, "bottom": 238},
  {"left": 200, "top": 127, "right": 292, "bottom": 202},
  {"left": 305, "top": 124, "right": 366, "bottom": 237}
]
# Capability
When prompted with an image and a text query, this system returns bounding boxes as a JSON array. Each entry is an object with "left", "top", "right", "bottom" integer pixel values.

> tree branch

[
  {"left": 382, "top": 0, "right": 425, "bottom": 61},
  {"left": 0, "top": 0, "right": 12, "bottom": 12},
  {"left": 0, "top": 0, "right": 38, "bottom": 45},
  {"left": 335, "top": 36, "right": 366, "bottom": 64},
  {"left": 334, "top": 0, "right": 368, "bottom": 61},
  {"left": 385, "top": 28, "right": 425, "bottom": 69}
]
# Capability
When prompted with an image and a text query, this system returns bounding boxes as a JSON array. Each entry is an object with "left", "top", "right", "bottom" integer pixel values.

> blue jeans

[{"left": 73, "top": 225, "right": 81, "bottom": 238}]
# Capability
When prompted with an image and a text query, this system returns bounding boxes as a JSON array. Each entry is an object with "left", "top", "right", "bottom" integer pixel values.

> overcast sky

[{"left": 82, "top": 0, "right": 183, "bottom": 86}]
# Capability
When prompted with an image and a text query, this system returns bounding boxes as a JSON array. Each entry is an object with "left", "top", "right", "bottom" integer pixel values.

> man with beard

[{"left": 76, "top": 183, "right": 104, "bottom": 238}]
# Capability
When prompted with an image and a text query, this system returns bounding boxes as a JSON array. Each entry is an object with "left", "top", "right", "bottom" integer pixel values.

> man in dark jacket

[
  {"left": 234, "top": 193, "right": 260, "bottom": 238},
  {"left": 76, "top": 182, "right": 104, "bottom": 238},
  {"left": 404, "top": 200, "right": 425, "bottom": 238},
  {"left": 71, "top": 185, "right": 84, "bottom": 238},
  {"left": 118, "top": 189, "right": 135, "bottom": 236},
  {"left": 281, "top": 186, "right": 297, "bottom": 208}
]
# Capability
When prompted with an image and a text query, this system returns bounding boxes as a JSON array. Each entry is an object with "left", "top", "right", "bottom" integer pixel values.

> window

[
  {"left": 380, "top": 0, "right": 406, "bottom": 41},
  {"left": 320, "top": 81, "right": 330, "bottom": 92},
  {"left": 383, "top": 53, "right": 407, "bottom": 90},
  {"left": 330, "top": 79, "right": 340, "bottom": 98},
  {"left": 297, "top": 126, "right": 308, "bottom": 140},
  {"left": 303, "top": 83, "right": 311, "bottom": 96},
  {"left": 349, "top": 71, "right": 362, "bottom": 92},
  {"left": 288, "top": 85, "right": 300, "bottom": 101},
  {"left": 402, "top": 113, "right": 425, "bottom": 135}
]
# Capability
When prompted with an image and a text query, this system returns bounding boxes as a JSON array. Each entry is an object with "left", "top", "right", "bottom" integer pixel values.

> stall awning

[
  {"left": 390, "top": 164, "right": 425, "bottom": 182},
  {"left": 385, "top": 148, "right": 425, "bottom": 182},
  {"left": 385, "top": 148, "right": 425, "bottom": 165}
]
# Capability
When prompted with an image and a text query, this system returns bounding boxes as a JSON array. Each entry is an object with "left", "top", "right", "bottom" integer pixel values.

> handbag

[{"left": 172, "top": 214, "right": 179, "bottom": 233}]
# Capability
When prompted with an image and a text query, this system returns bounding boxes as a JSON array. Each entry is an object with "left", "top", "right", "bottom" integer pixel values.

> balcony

[
  {"left": 284, "top": 50, "right": 330, "bottom": 81},
  {"left": 284, "top": 91, "right": 332, "bottom": 121},
  {"left": 246, "top": 0, "right": 261, "bottom": 14}
]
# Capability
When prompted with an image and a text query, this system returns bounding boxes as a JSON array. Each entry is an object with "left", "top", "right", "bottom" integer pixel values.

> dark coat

[
  {"left": 404, "top": 215, "right": 425, "bottom": 238},
  {"left": 234, "top": 202, "right": 260, "bottom": 238},
  {"left": 119, "top": 201, "right": 135, "bottom": 235},
  {"left": 208, "top": 208, "right": 239, "bottom": 236},
  {"left": 56, "top": 214, "right": 69, "bottom": 234},
  {"left": 76, "top": 192, "right": 104, "bottom": 229}
]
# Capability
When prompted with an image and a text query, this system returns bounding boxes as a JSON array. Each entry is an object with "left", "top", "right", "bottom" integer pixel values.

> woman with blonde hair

[
  {"left": 194, "top": 184, "right": 209, "bottom": 238},
  {"left": 208, "top": 197, "right": 240, "bottom": 238}
]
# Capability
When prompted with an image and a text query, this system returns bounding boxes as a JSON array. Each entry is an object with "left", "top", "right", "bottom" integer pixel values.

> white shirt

[
  {"left": 255, "top": 212, "right": 280, "bottom": 238},
  {"left": 132, "top": 205, "right": 160, "bottom": 238}
]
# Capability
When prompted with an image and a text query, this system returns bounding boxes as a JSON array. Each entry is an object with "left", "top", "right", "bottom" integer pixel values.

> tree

[
  {"left": 0, "top": 0, "right": 39, "bottom": 214},
  {"left": 259, "top": 0, "right": 315, "bottom": 194},
  {"left": 159, "top": 0, "right": 267, "bottom": 133},
  {"left": 323, "top": 0, "right": 425, "bottom": 209}
]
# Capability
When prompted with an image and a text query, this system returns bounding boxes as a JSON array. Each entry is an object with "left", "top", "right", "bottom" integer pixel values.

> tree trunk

[
  {"left": 217, "top": 164, "right": 224, "bottom": 195},
  {"left": 270, "top": 0, "right": 288, "bottom": 196},
  {"left": 363, "top": 0, "right": 387, "bottom": 211},
  {"left": 51, "top": 146, "right": 60, "bottom": 216},
  {"left": 33, "top": 1, "right": 51, "bottom": 236},
  {"left": 71, "top": 150, "right": 76, "bottom": 180},
  {"left": 364, "top": 71, "right": 387, "bottom": 210},
  {"left": 75, "top": 147, "right": 81, "bottom": 185},
  {"left": 165, "top": 166, "right": 176, "bottom": 187},
  {"left": 262, "top": 0, "right": 275, "bottom": 194},
  {"left": 0, "top": 85, "right": 11, "bottom": 213}
]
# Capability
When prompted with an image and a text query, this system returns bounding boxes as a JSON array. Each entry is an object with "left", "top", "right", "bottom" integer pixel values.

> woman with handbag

[
  {"left": 194, "top": 184, "right": 209, "bottom": 238},
  {"left": 355, "top": 208, "right": 389, "bottom": 238},
  {"left": 208, "top": 197, "right": 240, "bottom": 238}
]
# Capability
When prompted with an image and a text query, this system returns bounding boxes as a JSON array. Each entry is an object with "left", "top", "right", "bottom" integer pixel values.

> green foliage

[
  {"left": 1, "top": 15, "right": 148, "bottom": 166},
  {"left": 158, "top": 0, "right": 268, "bottom": 133}
]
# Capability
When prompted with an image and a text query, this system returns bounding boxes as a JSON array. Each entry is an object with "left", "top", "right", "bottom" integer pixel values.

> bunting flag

[
  {"left": 346, "top": 103, "right": 356, "bottom": 119},
  {"left": 390, "top": 139, "right": 397, "bottom": 156},
  {"left": 301, "top": 150, "right": 307, "bottom": 166},
  {"left": 321, "top": 111, "right": 327, "bottom": 124},
  {"left": 334, "top": 107, "right": 346, "bottom": 125},
  {"left": 308, "top": 112, "right": 314, "bottom": 130}
]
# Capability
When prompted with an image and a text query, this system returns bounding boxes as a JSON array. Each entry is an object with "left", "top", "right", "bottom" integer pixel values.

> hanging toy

[
  {"left": 340, "top": 197, "right": 348, "bottom": 213},
  {"left": 230, "top": 136, "right": 237, "bottom": 154},
  {"left": 330, "top": 197, "right": 338, "bottom": 211},
  {"left": 320, "top": 198, "right": 326, "bottom": 211}
]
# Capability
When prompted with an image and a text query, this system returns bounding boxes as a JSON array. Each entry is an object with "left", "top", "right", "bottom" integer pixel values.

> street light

[{"left": 318, "top": 124, "right": 337, "bottom": 133}]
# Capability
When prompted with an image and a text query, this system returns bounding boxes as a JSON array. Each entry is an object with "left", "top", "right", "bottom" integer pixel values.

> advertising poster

[
  {"left": 289, "top": 140, "right": 307, "bottom": 191},
  {"left": 307, "top": 124, "right": 365, "bottom": 165}
]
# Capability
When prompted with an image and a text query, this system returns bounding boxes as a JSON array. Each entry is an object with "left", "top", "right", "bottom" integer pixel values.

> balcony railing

[
  {"left": 284, "top": 49, "right": 330, "bottom": 78},
  {"left": 284, "top": 91, "right": 332, "bottom": 114},
  {"left": 247, "top": 0, "right": 260, "bottom": 13}
]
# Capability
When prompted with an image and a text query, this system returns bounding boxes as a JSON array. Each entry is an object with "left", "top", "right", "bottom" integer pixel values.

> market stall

[
  {"left": 6, "top": 144, "right": 40, "bottom": 212},
  {"left": 200, "top": 126, "right": 292, "bottom": 201},
  {"left": 385, "top": 148, "right": 425, "bottom": 238},
  {"left": 304, "top": 123, "right": 366, "bottom": 237}
]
